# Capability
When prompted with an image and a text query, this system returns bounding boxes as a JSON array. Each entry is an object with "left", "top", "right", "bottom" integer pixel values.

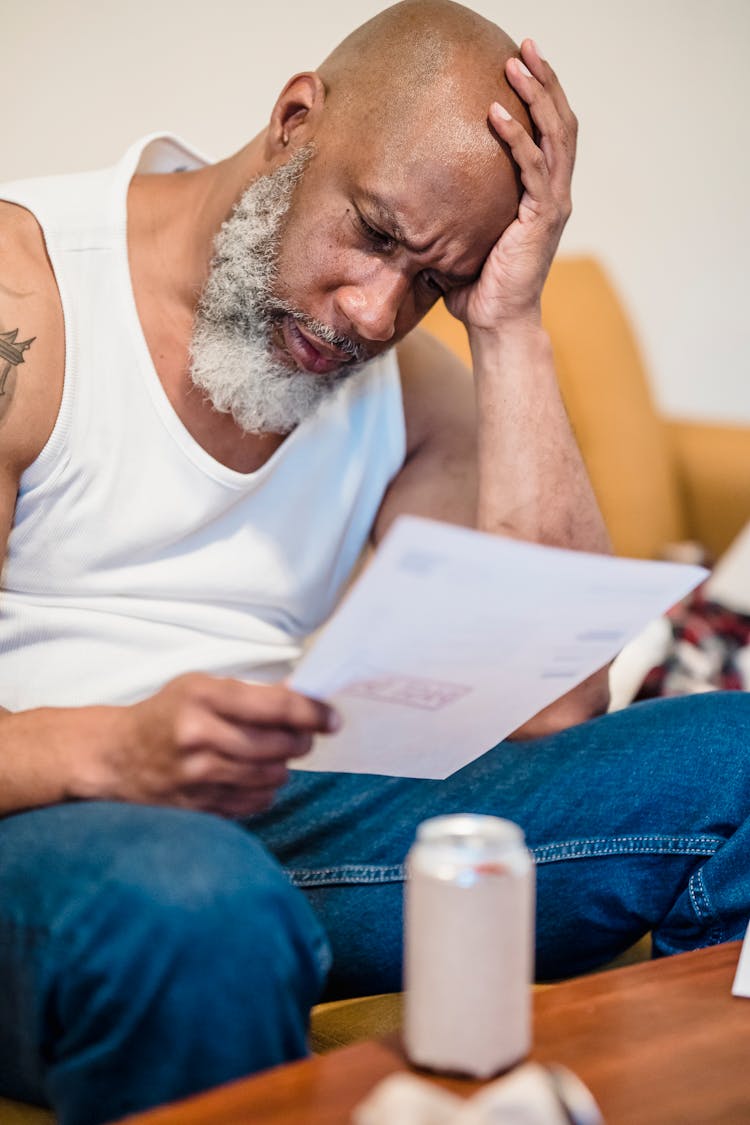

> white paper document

[
  {"left": 732, "top": 922, "right": 750, "bottom": 997},
  {"left": 290, "top": 516, "right": 707, "bottom": 779}
]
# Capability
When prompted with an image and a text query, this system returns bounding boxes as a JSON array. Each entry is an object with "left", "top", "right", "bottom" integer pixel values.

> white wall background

[{"left": 4, "top": 0, "right": 749, "bottom": 422}]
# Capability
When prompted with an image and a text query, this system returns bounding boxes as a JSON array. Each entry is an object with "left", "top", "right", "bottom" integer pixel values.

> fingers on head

[
  {"left": 518, "top": 39, "right": 578, "bottom": 133},
  {"left": 491, "top": 111, "right": 551, "bottom": 193},
  {"left": 504, "top": 58, "right": 568, "bottom": 144}
]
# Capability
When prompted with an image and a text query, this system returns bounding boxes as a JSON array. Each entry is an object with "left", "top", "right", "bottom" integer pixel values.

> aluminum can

[{"left": 403, "top": 813, "right": 535, "bottom": 1078}]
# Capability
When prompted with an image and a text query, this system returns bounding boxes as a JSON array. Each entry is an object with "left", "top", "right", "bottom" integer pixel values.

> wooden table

[{"left": 122, "top": 942, "right": 750, "bottom": 1124}]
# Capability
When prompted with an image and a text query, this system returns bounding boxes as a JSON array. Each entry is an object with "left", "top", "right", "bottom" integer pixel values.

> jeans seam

[
  {"left": 288, "top": 864, "right": 405, "bottom": 888},
  {"left": 286, "top": 834, "right": 726, "bottom": 887},
  {"left": 688, "top": 867, "right": 726, "bottom": 944},
  {"left": 532, "top": 834, "right": 724, "bottom": 864}
]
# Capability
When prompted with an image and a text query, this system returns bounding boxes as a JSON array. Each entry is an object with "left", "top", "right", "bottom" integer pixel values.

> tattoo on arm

[{"left": 0, "top": 327, "right": 35, "bottom": 398}]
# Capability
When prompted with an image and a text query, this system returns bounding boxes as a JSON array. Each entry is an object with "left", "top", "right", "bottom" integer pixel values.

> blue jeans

[{"left": 2, "top": 693, "right": 749, "bottom": 1123}]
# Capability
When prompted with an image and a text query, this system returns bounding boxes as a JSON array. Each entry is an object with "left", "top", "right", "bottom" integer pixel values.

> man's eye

[
  {"left": 357, "top": 213, "right": 394, "bottom": 252},
  {"left": 421, "top": 273, "right": 446, "bottom": 295}
]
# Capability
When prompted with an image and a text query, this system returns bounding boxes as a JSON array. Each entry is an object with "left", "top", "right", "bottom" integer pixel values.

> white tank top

[{"left": 0, "top": 135, "right": 406, "bottom": 708}]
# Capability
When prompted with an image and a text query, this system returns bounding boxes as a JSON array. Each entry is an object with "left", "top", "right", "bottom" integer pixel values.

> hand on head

[{"left": 448, "top": 36, "right": 578, "bottom": 333}]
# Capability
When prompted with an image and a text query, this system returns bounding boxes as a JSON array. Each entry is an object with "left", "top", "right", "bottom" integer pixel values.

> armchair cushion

[{"left": 667, "top": 420, "right": 750, "bottom": 559}]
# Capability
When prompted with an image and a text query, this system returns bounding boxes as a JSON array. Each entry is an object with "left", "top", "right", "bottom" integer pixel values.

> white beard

[{"left": 188, "top": 147, "right": 368, "bottom": 435}]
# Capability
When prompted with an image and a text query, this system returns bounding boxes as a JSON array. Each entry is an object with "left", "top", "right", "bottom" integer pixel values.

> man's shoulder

[
  {"left": 0, "top": 200, "right": 65, "bottom": 480},
  {"left": 0, "top": 201, "right": 65, "bottom": 325},
  {"left": 0, "top": 200, "right": 52, "bottom": 286}
]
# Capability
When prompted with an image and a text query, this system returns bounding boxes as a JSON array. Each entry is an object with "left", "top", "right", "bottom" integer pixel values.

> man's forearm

[
  {"left": 470, "top": 319, "right": 612, "bottom": 731},
  {"left": 0, "top": 679, "right": 336, "bottom": 819},
  {"left": 0, "top": 705, "right": 123, "bottom": 816},
  {"left": 470, "top": 319, "right": 611, "bottom": 554}
]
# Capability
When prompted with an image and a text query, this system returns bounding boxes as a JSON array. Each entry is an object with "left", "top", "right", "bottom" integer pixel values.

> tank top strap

[{"left": 0, "top": 133, "right": 209, "bottom": 250}]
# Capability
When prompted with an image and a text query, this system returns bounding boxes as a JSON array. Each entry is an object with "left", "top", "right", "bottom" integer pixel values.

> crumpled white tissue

[{"left": 352, "top": 1062, "right": 604, "bottom": 1125}]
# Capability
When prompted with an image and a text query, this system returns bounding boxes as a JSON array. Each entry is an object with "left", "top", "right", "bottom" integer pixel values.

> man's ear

[{"left": 267, "top": 73, "right": 327, "bottom": 157}]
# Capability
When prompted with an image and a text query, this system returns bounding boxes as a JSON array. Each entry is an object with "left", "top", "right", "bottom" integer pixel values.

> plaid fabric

[{"left": 636, "top": 589, "right": 750, "bottom": 699}]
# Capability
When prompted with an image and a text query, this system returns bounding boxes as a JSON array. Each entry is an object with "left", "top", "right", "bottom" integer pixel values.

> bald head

[{"left": 318, "top": 0, "right": 532, "bottom": 172}]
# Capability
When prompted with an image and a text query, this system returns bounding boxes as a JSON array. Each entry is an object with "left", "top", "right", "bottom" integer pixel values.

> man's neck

[
  {"left": 125, "top": 132, "right": 287, "bottom": 474},
  {"left": 128, "top": 133, "right": 266, "bottom": 316}
]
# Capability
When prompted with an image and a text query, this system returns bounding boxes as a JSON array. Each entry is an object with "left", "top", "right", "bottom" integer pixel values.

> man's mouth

[{"left": 280, "top": 315, "right": 352, "bottom": 375}]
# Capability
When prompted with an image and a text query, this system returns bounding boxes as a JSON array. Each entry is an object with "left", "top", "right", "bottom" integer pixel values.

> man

[{"left": 1, "top": 2, "right": 748, "bottom": 1122}]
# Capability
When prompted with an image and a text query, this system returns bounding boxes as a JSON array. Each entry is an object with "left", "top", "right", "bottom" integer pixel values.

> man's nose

[{"left": 334, "top": 268, "right": 408, "bottom": 343}]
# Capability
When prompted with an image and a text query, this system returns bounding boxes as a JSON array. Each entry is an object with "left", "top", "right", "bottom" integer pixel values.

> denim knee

[
  {"left": 54, "top": 803, "right": 329, "bottom": 1004},
  {"left": 5, "top": 802, "right": 333, "bottom": 1118}
]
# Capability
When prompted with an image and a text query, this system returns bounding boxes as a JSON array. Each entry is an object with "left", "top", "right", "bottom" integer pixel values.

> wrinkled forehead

[{"left": 328, "top": 98, "right": 522, "bottom": 265}]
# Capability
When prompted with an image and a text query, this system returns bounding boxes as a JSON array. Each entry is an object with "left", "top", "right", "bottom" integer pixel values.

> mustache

[{"left": 268, "top": 300, "right": 370, "bottom": 365}]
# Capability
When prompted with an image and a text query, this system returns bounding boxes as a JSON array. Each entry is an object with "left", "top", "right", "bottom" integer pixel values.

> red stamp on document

[{"left": 341, "top": 675, "right": 471, "bottom": 711}]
